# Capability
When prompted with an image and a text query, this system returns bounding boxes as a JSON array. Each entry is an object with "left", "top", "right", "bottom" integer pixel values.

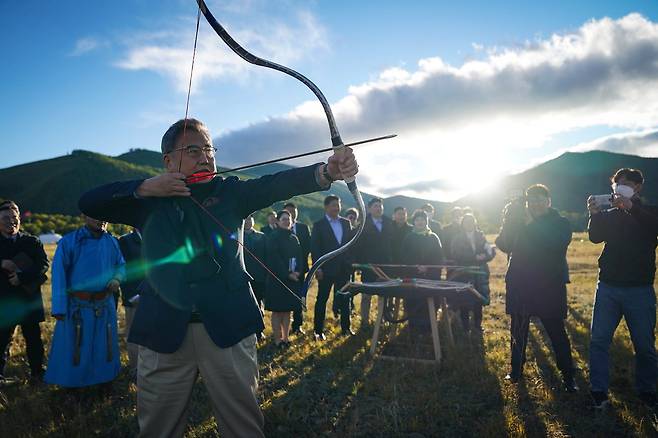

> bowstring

[
  {"left": 189, "top": 197, "right": 305, "bottom": 309},
  {"left": 181, "top": 4, "right": 305, "bottom": 309},
  {"left": 178, "top": 6, "right": 202, "bottom": 173}
]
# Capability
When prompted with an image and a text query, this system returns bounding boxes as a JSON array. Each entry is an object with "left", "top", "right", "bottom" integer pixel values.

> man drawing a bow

[{"left": 79, "top": 118, "right": 359, "bottom": 437}]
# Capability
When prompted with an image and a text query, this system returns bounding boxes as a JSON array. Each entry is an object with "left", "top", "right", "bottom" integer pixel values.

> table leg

[
  {"left": 427, "top": 297, "right": 441, "bottom": 363},
  {"left": 370, "top": 296, "right": 386, "bottom": 356},
  {"left": 441, "top": 297, "right": 455, "bottom": 346}
]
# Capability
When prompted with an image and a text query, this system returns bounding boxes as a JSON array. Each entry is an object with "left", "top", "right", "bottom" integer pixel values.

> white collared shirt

[{"left": 326, "top": 214, "right": 343, "bottom": 244}]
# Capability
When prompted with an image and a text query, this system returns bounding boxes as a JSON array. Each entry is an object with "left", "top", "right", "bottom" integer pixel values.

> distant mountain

[
  {"left": 458, "top": 150, "right": 658, "bottom": 226},
  {"left": 115, "top": 148, "right": 164, "bottom": 168},
  {"left": 6, "top": 148, "right": 651, "bottom": 229},
  {"left": 112, "top": 148, "right": 368, "bottom": 224},
  {"left": 115, "top": 148, "right": 297, "bottom": 178},
  {"left": 381, "top": 195, "right": 452, "bottom": 218},
  {"left": 0, "top": 150, "right": 160, "bottom": 215},
  {"left": 0, "top": 149, "right": 433, "bottom": 226}
]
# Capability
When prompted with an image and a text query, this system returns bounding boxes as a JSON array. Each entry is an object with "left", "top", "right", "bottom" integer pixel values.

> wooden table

[{"left": 340, "top": 279, "right": 485, "bottom": 364}]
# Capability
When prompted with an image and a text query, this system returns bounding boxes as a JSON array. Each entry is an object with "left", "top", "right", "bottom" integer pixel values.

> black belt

[{"left": 189, "top": 312, "right": 203, "bottom": 323}]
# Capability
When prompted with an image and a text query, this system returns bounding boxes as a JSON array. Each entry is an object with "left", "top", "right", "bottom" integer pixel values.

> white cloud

[
  {"left": 213, "top": 13, "right": 658, "bottom": 200},
  {"left": 571, "top": 129, "right": 658, "bottom": 156},
  {"left": 115, "top": 9, "right": 327, "bottom": 93},
  {"left": 69, "top": 37, "right": 109, "bottom": 56}
]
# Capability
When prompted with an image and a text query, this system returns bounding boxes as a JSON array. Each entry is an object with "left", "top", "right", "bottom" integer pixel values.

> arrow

[{"left": 185, "top": 133, "right": 397, "bottom": 183}]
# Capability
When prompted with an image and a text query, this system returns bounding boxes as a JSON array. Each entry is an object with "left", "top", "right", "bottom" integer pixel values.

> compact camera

[{"left": 591, "top": 194, "right": 613, "bottom": 208}]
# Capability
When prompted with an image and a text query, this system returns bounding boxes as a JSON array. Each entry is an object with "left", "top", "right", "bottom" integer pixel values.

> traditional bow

[{"left": 194, "top": 0, "right": 368, "bottom": 298}]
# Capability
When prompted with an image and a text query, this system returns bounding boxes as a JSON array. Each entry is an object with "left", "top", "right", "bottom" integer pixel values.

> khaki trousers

[
  {"left": 124, "top": 305, "right": 138, "bottom": 372},
  {"left": 137, "top": 324, "right": 264, "bottom": 438}
]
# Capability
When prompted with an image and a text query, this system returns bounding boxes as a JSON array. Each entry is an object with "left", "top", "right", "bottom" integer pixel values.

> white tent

[{"left": 39, "top": 232, "right": 62, "bottom": 244}]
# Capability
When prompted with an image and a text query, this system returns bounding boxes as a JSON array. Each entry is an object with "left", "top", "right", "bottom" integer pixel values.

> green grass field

[{"left": 1, "top": 234, "right": 657, "bottom": 437}]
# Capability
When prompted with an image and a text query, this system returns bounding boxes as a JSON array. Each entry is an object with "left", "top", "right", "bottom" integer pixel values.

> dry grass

[{"left": 0, "top": 234, "right": 657, "bottom": 437}]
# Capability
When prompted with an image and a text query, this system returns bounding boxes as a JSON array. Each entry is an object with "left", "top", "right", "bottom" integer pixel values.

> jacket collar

[{"left": 76, "top": 226, "right": 107, "bottom": 243}]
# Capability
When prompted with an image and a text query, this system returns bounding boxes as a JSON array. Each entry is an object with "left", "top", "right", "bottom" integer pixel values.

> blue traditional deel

[{"left": 45, "top": 227, "right": 125, "bottom": 387}]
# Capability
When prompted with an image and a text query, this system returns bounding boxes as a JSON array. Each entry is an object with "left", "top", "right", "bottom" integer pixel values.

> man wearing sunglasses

[{"left": 79, "top": 118, "right": 359, "bottom": 438}]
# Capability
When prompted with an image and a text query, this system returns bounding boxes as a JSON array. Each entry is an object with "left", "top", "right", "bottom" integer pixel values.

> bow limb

[
  {"left": 194, "top": 0, "right": 367, "bottom": 295},
  {"left": 195, "top": 0, "right": 341, "bottom": 144}
]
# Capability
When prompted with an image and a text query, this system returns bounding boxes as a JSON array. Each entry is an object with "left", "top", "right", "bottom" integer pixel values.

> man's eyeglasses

[{"left": 168, "top": 145, "right": 218, "bottom": 158}]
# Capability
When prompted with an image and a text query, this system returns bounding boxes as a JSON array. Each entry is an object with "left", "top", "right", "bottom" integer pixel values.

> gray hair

[{"left": 161, "top": 118, "right": 211, "bottom": 154}]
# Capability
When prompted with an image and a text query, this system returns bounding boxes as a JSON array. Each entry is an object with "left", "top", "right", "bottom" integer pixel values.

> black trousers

[
  {"left": 510, "top": 314, "right": 574, "bottom": 377},
  {"left": 292, "top": 274, "right": 305, "bottom": 330},
  {"left": 0, "top": 322, "right": 44, "bottom": 375},
  {"left": 314, "top": 274, "right": 351, "bottom": 334}
]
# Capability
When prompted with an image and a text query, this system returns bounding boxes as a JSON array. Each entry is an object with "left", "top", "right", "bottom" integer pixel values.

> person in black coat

[
  {"left": 495, "top": 184, "right": 577, "bottom": 391},
  {"left": 355, "top": 198, "right": 394, "bottom": 326},
  {"left": 261, "top": 211, "right": 277, "bottom": 235},
  {"left": 264, "top": 211, "right": 302, "bottom": 346},
  {"left": 284, "top": 202, "right": 311, "bottom": 334},
  {"left": 311, "top": 195, "right": 354, "bottom": 339},
  {"left": 243, "top": 215, "right": 267, "bottom": 310},
  {"left": 0, "top": 200, "right": 49, "bottom": 383},
  {"left": 440, "top": 207, "right": 464, "bottom": 262},
  {"left": 587, "top": 168, "right": 658, "bottom": 408},
  {"left": 450, "top": 214, "right": 495, "bottom": 332},
  {"left": 345, "top": 208, "right": 360, "bottom": 229},
  {"left": 391, "top": 207, "right": 412, "bottom": 264},
  {"left": 421, "top": 203, "right": 442, "bottom": 238},
  {"left": 78, "top": 118, "right": 360, "bottom": 437},
  {"left": 118, "top": 228, "right": 143, "bottom": 304},
  {"left": 118, "top": 228, "right": 143, "bottom": 373},
  {"left": 400, "top": 210, "right": 444, "bottom": 331}
]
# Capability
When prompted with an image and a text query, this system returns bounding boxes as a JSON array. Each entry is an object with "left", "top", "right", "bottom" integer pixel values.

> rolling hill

[
  {"left": 1, "top": 149, "right": 435, "bottom": 226},
  {"left": 116, "top": 148, "right": 304, "bottom": 178},
  {"left": 457, "top": 150, "right": 658, "bottom": 226},
  {"left": 0, "top": 150, "right": 160, "bottom": 216},
  {"left": 3, "top": 148, "right": 656, "bottom": 230}
]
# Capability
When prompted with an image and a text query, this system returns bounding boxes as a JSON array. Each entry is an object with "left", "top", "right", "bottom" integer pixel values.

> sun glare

[{"left": 361, "top": 120, "right": 552, "bottom": 201}]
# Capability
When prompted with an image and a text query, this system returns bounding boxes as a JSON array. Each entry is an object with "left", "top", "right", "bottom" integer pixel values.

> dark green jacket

[{"left": 79, "top": 164, "right": 326, "bottom": 352}]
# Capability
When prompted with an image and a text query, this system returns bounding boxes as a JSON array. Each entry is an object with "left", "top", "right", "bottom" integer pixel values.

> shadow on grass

[
  {"left": 260, "top": 315, "right": 509, "bottom": 437},
  {"left": 524, "top": 324, "right": 585, "bottom": 437},
  {"left": 0, "top": 369, "right": 139, "bottom": 438},
  {"left": 259, "top": 328, "right": 374, "bottom": 437},
  {"left": 525, "top": 309, "right": 655, "bottom": 437},
  {"left": 569, "top": 307, "right": 658, "bottom": 435}
]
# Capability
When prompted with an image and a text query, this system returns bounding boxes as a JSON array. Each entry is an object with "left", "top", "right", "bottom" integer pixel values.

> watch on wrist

[{"left": 322, "top": 164, "right": 335, "bottom": 182}]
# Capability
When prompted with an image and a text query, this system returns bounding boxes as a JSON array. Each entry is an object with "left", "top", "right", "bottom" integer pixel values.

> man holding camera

[
  {"left": 0, "top": 200, "right": 49, "bottom": 385},
  {"left": 587, "top": 168, "right": 658, "bottom": 409},
  {"left": 496, "top": 184, "right": 577, "bottom": 391}
]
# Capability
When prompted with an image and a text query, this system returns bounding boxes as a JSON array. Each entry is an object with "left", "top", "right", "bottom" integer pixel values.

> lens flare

[
  {"left": 212, "top": 233, "right": 224, "bottom": 253},
  {"left": 0, "top": 298, "right": 40, "bottom": 328}
]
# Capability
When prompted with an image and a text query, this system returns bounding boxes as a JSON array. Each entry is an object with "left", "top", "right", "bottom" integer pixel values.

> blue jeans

[{"left": 589, "top": 281, "right": 657, "bottom": 393}]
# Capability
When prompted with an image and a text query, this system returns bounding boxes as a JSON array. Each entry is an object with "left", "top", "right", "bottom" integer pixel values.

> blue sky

[{"left": 2, "top": 0, "right": 658, "bottom": 200}]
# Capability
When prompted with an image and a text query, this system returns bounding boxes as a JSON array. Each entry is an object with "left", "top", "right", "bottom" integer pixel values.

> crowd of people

[{"left": 0, "top": 117, "right": 656, "bottom": 437}]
